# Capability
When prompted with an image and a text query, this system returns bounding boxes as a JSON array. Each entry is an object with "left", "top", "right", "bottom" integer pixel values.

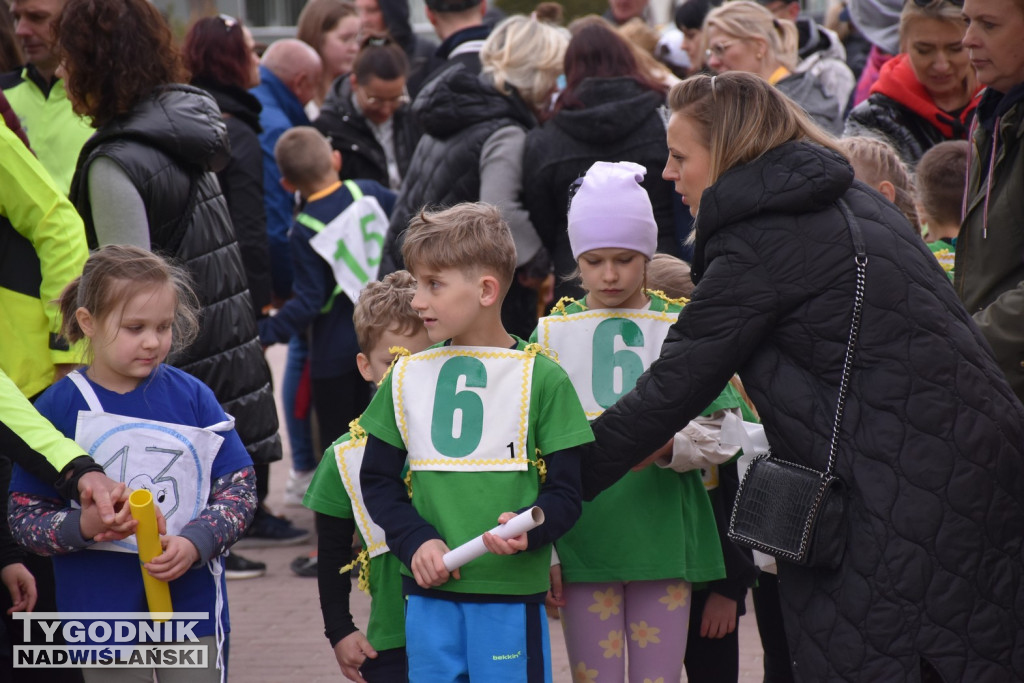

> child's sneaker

[
  {"left": 290, "top": 550, "right": 318, "bottom": 577},
  {"left": 235, "top": 506, "right": 311, "bottom": 548},
  {"left": 283, "top": 468, "right": 315, "bottom": 507},
  {"left": 224, "top": 551, "right": 267, "bottom": 580}
]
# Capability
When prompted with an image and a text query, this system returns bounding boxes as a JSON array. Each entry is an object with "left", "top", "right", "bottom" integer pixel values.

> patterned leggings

[{"left": 560, "top": 579, "right": 692, "bottom": 683}]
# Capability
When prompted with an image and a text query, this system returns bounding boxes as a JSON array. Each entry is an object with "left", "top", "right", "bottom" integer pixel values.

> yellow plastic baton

[{"left": 129, "top": 489, "right": 172, "bottom": 620}]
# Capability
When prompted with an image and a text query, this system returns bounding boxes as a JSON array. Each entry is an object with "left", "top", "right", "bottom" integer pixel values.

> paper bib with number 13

[{"left": 393, "top": 348, "right": 533, "bottom": 472}]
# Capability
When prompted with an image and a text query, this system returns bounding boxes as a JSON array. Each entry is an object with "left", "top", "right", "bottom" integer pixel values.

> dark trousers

[
  {"left": 361, "top": 646, "right": 408, "bottom": 682},
  {"left": 752, "top": 573, "right": 794, "bottom": 683},
  {"left": 311, "top": 370, "right": 371, "bottom": 458}
]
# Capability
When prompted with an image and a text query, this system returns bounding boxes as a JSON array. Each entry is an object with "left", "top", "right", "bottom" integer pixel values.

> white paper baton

[{"left": 442, "top": 507, "right": 545, "bottom": 572}]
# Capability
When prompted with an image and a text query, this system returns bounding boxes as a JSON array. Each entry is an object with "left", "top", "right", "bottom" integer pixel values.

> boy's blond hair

[
  {"left": 646, "top": 253, "right": 694, "bottom": 299},
  {"left": 353, "top": 270, "right": 422, "bottom": 353},
  {"left": 274, "top": 126, "right": 335, "bottom": 190},
  {"left": 401, "top": 203, "right": 517, "bottom": 294}
]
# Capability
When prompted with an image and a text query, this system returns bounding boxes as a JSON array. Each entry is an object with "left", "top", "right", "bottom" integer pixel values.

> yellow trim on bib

[{"left": 340, "top": 548, "right": 372, "bottom": 594}]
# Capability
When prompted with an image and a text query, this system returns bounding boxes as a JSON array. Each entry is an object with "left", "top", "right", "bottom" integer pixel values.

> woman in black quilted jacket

[{"left": 583, "top": 71, "right": 1024, "bottom": 682}]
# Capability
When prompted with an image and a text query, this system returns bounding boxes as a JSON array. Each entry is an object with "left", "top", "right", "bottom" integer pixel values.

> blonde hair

[
  {"left": 668, "top": 72, "right": 841, "bottom": 190},
  {"left": 401, "top": 203, "right": 517, "bottom": 294},
  {"left": 703, "top": 1, "right": 799, "bottom": 71},
  {"left": 616, "top": 18, "right": 677, "bottom": 87},
  {"left": 646, "top": 253, "right": 694, "bottom": 299},
  {"left": 899, "top": 0, "right": 966, "bottom": 48},
  {"left": 58, "top": 245, "right": 199, "bottom": 361},
  {"left": 480, "top": 15, "right": 569, "bottom": 112},
  {"left": 274, "top": 126, "right": 335, "bottom": 190},
  {"left": 353, "top": 270, "right": 423, "bottom": 353},
  {"left": 836, "top": 136, "right": 919, "bottom": 231}
]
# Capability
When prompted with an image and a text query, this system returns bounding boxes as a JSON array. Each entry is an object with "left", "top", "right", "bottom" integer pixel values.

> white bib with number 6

[
  {"left": 536, "top": 310, "right": 677, "bottom": 419},
  {"left": 392, "top": 347, "right": 534, "bottom": 472}
]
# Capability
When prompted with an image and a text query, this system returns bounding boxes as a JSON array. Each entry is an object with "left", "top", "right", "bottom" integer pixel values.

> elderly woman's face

[
  {"left": 663, "top": 112, "right": 711, "bottom": 217},
  {"left": 962, "top": 0, "right": 1024, "bottom": 93},
  {"left": 704, "top": 26, "right": 763, "bottom": 76},
  {"left": 902, "top": 17, "right": 972, "bottom": 106}
]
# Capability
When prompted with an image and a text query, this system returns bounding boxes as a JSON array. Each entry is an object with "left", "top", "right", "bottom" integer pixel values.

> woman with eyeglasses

[
  {"left": 844, "top": 0, "right": 980, "bottom": 168},
  {"left": 703, "top": 0, "right": 847, "bottom": 135},
  {"left": 956, "top": 0, "right": 1024, "bottom": 407},
  {"left": 183, "top": 15, "right": 272, "bottom": 318},
  {"left": 297, "top": 0, "right": 362, "bottom": 118},
  {"left": 314, "top": 36, "right": 421, "bottom": 190},
  {"left": 522, "top": 19, "right": 676, "bottom": 304}
]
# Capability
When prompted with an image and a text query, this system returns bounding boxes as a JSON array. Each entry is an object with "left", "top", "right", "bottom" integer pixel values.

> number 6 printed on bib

[
  {"left": 392, "top": 348, "right": 534, "bottom": 472},
  {"left": 536, "top": 310, "right": 677, "bottom": 419}
]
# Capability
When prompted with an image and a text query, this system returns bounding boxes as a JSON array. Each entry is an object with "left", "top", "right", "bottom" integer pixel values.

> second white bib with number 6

[
  {"left": 536, "top": 310, "right": 677, "bottom": 419},
  {"left": 392, "top": 347, "right": 534, "bottom": 472}
]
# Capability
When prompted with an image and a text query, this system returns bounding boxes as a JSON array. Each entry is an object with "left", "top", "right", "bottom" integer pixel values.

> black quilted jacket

[
  {"left": 71, "top": 85, "right": 282, "bottom": 466},
  {"left": 583, "top": 141, "right": 1024, "bottom": 681},
  {"left": 381, "top": 64, "right": 535, "bottom": 271}
]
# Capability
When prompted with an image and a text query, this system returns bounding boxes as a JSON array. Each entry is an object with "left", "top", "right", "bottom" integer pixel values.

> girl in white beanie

[{"left": 529, "top": 160, "right": 745, "bottom": 683}]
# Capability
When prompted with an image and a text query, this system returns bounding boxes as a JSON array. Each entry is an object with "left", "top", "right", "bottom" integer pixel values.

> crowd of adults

[{"left": 2, "top": 0, "right": 1024, "bottom": 679}]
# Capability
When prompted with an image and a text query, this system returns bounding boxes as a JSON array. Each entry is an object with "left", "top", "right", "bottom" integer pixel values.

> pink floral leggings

[{"left": 560, "top": 579, "right": 692, "bottom": 683}]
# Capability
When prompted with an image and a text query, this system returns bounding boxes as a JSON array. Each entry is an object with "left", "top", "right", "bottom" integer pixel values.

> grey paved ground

[{"left": 225, "top": 346, "right": 767, "bottom": 682}]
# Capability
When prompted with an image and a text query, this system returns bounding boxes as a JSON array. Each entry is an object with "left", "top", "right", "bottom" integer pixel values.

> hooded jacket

[
  {"left": 69, "top": 84, "right": 282, "bottom": 465},
  {"left": 523, "top": 77, "right": 677, "bottom": 302},
  {"left": 844, "top": 53, "right": 983, "bottom": 166},
  {"left": 382, "top": 64, "right": 537, "bottom": 270},
  {"left": 314, "top": 75, "right": 421, "bottom": 189},
  {"left": 791, "top": 16, "right": 855, "bottom": 134},
  {"left": 583, "top": 140, "right": 1024, "bottom": 682},
  {"left": 955, "top": 84, "right": 1024, "bottom": 404}
]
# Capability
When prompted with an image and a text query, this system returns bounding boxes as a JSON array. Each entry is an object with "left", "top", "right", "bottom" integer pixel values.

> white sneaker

[{"left": 283, "top": 468, "right": 315, "bottom": 507}]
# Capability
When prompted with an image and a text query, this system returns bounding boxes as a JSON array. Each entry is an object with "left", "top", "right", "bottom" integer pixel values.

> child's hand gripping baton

[
  {"left": 129, "top": 489, "right": 173, "bottom": 621},
  {"left": 442, "top": 507, "right": 545, "bottom": 572}
]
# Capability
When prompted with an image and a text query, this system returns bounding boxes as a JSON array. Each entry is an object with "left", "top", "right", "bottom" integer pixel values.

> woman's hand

[{"left": 144, "top": 535, "right": 200, "bottom": 582}]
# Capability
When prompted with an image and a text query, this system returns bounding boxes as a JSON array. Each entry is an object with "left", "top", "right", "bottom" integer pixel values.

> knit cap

[{"left": 568, "top": 161, "right": 658, "bottom": 260}]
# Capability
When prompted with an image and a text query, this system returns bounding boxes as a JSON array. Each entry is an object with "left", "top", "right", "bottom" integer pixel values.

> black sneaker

[
  {"left": 224, "top": 552, "right": 266, "bottom": 580},
  {"left": 290, "top": 551, "right": 318, "bottom": 577},
  {"left": 235, "top": 506, "right": 312, "bottom": 548}
]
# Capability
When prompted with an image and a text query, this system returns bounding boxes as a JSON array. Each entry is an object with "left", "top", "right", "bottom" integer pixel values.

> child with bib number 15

[
  {"left": 359, "top": 203, "right": 594, "bottom": 682},
  {"left": 8, "top": 245, "right": 256, "bottom": 683},
  {"left": 530, "top": 161, "right": 747, "bottom": 683}
]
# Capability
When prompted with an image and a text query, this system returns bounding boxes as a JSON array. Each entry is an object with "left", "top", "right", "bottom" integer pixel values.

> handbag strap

[{"left": 824, "top": 199, "right": 867, "bottom": 477}]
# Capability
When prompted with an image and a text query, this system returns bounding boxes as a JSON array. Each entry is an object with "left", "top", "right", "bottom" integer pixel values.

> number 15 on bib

[{"left": 309, "top": 193, "right": 388, "bottom": 302}]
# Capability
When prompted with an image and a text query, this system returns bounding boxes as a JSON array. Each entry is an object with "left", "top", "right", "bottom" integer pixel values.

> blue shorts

[{"left": 405, "top": 596, "right": 551, "bottom": 683}]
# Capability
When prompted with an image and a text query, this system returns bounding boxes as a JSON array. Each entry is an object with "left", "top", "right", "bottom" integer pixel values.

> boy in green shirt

[
  {"left": 359, "top": 203, "right": 594, "bottom": 681},
  {"left": 302, "top": 271, "right": 432, "bottom": 682}
]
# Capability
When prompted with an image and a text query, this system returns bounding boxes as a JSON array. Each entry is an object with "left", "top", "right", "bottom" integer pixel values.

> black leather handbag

[{"left": 728, "top": 200, "right": 865, "bottom": 570}]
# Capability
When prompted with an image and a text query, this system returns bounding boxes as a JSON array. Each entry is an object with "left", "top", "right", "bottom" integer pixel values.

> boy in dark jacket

[{"left": 258, "top": 126, "right": 396, "bottom": 451}]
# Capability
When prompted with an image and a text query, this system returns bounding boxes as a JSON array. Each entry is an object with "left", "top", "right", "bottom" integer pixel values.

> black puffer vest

[
  {"left": 382, "top": 65, "right": 536, "bottom": 270},
  {"left": 70, "top": 84, "right": 282, "bottom": 465}
]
